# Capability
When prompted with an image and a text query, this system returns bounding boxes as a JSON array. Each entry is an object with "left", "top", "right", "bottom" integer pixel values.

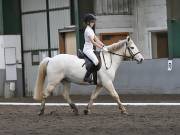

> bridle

[
  {"left": 102, "top": 42, "right": 141, "bottom": 70},
  {"left": 125, "top": 43, "right": 141, "bottom": 60}
]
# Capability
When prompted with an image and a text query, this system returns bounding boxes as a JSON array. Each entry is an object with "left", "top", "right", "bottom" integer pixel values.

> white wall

[
  {"left": 95, "top": 0, "right": 167, "bottom": 59},
  {"left": 132, "top": 0, "right": 167, "bottom": 59},
  {"left": 22, "top": 13, "right": 48, "bottom": 50},
  {"left": 96, "top": 15, "right": 133, "bottom": 33},
  {"left": 0, "top": 35, "right": 21, "bottom": 69},
  {"left": 0, "top": 36, "right": 5, "bottom": 69},
  {"left": 49, "top": 9, "right": 71, "bottom": 48},
  {"left": 21, "top": 0, "right": 71, "bottom": 96},
  {"left": 21, "top": 0, "right": 46, "bottom": 12}
]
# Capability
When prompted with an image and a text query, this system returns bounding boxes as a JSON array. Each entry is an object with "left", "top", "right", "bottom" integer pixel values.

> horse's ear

[{"left": 127, "top": 36, "right": 130, "bottom": 42}]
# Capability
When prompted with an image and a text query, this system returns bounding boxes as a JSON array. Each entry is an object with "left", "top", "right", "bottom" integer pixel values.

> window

[
  {"left": 94, "top": 0, "right": 132, "bottom": 15},
  {"left": 31, "top": 51, "right": 40, "bottom": 65}
]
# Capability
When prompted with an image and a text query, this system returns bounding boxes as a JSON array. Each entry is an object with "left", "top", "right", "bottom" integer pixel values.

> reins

[
  {"left": 102, "top": 51, "right": 112, "bottom": 70},
  {"left": 102, "top": 51, "right": 128, "bottom": 70},
  {"left": 101, "top": 43, "right": 141, "bottom": 70}
]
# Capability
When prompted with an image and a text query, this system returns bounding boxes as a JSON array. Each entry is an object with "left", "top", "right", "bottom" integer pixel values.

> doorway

[
  {"left": 59, "top": 26, "right": 77, "bottom": 55},
  {"left": 151, "top": 32, "right": 168, "bottom": 58}
]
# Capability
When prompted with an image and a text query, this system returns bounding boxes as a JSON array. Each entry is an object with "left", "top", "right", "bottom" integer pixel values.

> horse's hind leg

[
  {"left": 62, "top": 81, "right": 78, "bottom": 115},
  {"left": 103, "top": 81, "right": 128, "bottom": 114},
  {"left": 84, "top": 85, "right": 102, "bottom": 115},
  {"left": 38, "top": 83, "right": 57, "bottom": 116}
]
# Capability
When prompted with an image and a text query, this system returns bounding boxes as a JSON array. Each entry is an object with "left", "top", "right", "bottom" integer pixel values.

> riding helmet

[{"left": 83, "top": 13, "right": 96, "bottom": 24}]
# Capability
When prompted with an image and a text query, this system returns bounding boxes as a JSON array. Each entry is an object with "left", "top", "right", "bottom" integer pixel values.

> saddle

[{"left": 77, "top": 49, "right": 102, "bottom": 84}]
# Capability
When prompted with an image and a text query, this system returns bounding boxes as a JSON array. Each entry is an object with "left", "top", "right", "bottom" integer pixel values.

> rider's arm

[
  {"left": 94, "top": 35, "right": 104, "bottom": 47},
  {"left": 89, "top": 35, "right": 104, "bottom": 49}
]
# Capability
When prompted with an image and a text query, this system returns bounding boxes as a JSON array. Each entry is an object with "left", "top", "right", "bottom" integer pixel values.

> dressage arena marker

[{"left": 0, "top": 102, "right": 180, "bottom": 106}]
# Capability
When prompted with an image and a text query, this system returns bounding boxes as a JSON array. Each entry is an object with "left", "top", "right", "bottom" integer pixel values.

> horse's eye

[{"left": 130, "top": 47, "right": 134, "bottom": 49}]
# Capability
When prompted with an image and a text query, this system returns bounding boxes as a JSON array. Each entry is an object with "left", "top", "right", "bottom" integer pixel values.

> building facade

[{"left": 0, "top": 0, "right": 180, "bottom": 96}]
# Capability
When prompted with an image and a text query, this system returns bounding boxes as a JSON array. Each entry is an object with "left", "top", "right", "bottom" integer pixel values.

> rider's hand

[{"left": 102, "top": 46, "right": 108, "bottom": 52}]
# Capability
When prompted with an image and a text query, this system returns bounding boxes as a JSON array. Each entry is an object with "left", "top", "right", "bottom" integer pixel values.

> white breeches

[{"left": 83, "top": 49, "right": 99, "bottom": 66}]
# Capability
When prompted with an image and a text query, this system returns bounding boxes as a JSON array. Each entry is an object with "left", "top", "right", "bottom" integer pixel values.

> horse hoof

[
  {"left": 72, "top": 108, "right": 79, "bottom": 115},
  {"left": 38, "top": 108, "right": 45, "bottom": 116},
  {"left": 84, "top": 109, "right": 89, "bottom": 115},
  {"left": 70, "top": 103, "right": 79, "bottom": 115},
  {"left": 73, "top": 110, "right": 79, "bottom": 116},
  {"left": 121, "top": 110, "right": 128, "bottom": 115},
  {"left": 38, "top": 111, "right": 44, "bottom": 116}
]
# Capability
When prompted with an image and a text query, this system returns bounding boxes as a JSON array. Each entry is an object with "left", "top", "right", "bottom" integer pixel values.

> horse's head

[
  {"left": 123, "top": 36, "right": 144, "bottom": 64},
  {"left": 106, "top": 36, "right": 144, "bottom": 64}
]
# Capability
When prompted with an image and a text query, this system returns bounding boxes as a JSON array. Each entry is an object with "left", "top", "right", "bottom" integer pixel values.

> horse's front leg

[
  {"left": 103, "top": 81, "right": 128, "bottom": 114},
  {"left": 84, "top": 85, "right": 102, "bottom": 115}
]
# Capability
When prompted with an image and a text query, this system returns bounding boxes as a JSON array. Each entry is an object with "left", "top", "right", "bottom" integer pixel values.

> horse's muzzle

[{"left": 137, "top": 58, "right": 143, "bottom": 64}]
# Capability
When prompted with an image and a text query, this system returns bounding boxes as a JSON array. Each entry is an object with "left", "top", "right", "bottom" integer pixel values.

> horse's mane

[{"left": 106, "top": 39, "right": 127, "bottom": 52}]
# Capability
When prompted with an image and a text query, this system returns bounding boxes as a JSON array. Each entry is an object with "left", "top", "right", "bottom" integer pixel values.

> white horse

[{"left": 33, "top": 36, "right": 144, "bottom": 115}]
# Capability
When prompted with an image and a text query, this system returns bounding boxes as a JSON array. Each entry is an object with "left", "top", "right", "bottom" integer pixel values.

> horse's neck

[
  {"left": 112, "top": 52, "right": 123, "bottom": 72},
  {"left": 104, "top": 51, "right": 123, "bottom": 72},
  {"left": 105, "top": 41, "right": 125, "bottom": 72}
]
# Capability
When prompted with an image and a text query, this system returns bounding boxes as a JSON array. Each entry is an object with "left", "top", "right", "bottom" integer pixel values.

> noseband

[{"left": 102, "top": 42, "right": 141, "bottom": 70}]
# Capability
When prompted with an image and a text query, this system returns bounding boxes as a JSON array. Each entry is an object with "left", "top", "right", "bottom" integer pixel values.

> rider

[{"left": 83, "top": 13, "right": 108, "bottom": 83}]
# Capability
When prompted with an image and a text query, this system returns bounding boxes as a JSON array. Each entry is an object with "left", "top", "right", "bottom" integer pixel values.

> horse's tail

[{"left": 33, "top": 57, "right": 50, "bottom": 101}]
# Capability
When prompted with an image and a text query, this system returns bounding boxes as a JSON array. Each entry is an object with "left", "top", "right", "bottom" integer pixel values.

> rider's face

[{"left": 89, "top": 20, "right": 95, "bottom": 27}]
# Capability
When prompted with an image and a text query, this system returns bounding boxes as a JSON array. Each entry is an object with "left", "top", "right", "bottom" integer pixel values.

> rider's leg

[
  {"left": 84, "top": 64, "right": 97, "bottom": 83},
  {"left": 83, "top": 50, "right": 99, "bottom": 82}
]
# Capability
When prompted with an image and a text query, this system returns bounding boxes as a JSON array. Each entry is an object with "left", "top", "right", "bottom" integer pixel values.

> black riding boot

[
  {"left": 84, "top": 64, "right": 95, "bottom": 83},
  {"left": 84, "top": 71, "right": 93, "bottom": 83}
]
